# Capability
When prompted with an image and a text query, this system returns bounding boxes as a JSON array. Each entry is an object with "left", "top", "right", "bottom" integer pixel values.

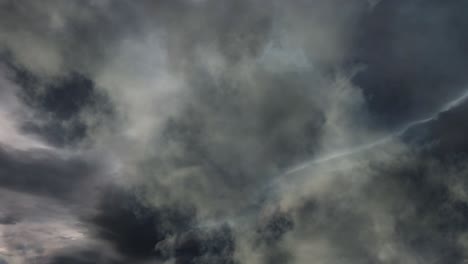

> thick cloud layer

[
  {"left": 354, "top": 0, "right": 468, "bottom": 127},
  {"left": 1, "top": 0, "right": 468, "bottom": 263}
]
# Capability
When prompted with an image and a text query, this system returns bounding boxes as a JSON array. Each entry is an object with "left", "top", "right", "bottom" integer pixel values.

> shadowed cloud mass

[{"left": 1, "top": 0, "right": 468, "bottom": 263}]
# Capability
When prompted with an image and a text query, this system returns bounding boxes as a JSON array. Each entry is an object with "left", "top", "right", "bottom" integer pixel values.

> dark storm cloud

[
  {"left": 90, "top": 186, "right": 195, "bottom": 259},
  {"left": 154, "top": 0, "right": 275, "bottom": 66},
  {"left": 0, "top": 145, "right": 97, "bottom": 199},
  {"left": 0, "top": 0, "right": 144, "bottom": 76},
  {"left": 255, "top": 210, "right": 294, "bottom": 246},
  {"left": 265, "top": 158, "right": 468, "bottom": 263},
  {"left": 156, "top": 226, "right": 236, "bottom": 264},
  {"left": 0, "top": 57, "right": 113, "bottom": 148},
  {"left": 12, "top": 66, "right": 114, "bottom": 147},
  {"left": 253, "top": 210, "right": 295, "bottom": 264},
  {"left": 1, "top": 0, "right": 468, "bottom": 263},
  {"left": 0, "top": 0, "right": 273, "bottom": 77},
  {"left": 47, "top": 248, "right": 124, "bottom": 264},
  {"left": 120, "top": 0, "right": 374, "bottom": 224},
  {"left": 403, "top": 100, "right": 468, "bottom": 157},
  {"left": 19, "top": 71, "right": 95, "bottom": 120},
  {"left": 397, "top": 100, "right": 468, "bottom": 261},
  {"left": 353, "top": 0, "right": 468, "bottom": 128},
  {"left": 156, "top": 69, "right": 326, "bottom": 182},
  {"left": 61, "top": 186, "right": 237, "bottom": 264},
  {"left": 260, "top": 100, "right": 468, "bottom": 264},
  {"left": 363, "top": 154, "right": 468, "bottom": 263},
  {"left": 0, "top": 214, "right": 19, "bottom": 225}
]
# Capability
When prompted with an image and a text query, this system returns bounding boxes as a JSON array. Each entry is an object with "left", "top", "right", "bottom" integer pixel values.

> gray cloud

[
  {"left": 1, "top": 0, "right": 468, "bottom": 263},
  {"left": 0, "top": 146, "right": 98, "bottom": 199},
  {"left": 353, "top": 0, "right": 468, "bottom": 128}
]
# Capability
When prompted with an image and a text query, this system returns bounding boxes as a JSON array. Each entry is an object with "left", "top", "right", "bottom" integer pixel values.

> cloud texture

[{"left": 1, "top": 0, "right": 468, "bottom": 263}]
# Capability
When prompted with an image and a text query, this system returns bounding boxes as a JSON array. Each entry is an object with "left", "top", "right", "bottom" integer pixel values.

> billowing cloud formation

[{"left": 1, "top": 0, "right": 468, "bottom": 263}]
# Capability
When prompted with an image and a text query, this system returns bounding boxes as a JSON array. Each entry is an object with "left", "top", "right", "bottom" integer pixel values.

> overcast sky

[{"left": 1, "top": 0, "right": 468, "bottom": 263}]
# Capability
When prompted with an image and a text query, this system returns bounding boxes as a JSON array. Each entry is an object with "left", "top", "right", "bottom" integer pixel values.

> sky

[{"left": 1, "top": 0, "right": 468, "bottom": 263}]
